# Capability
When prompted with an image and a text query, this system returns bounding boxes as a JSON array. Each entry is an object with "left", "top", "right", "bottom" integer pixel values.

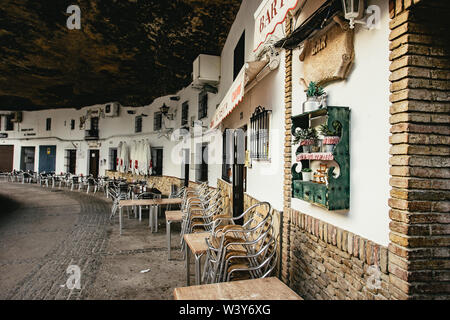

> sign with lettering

[
  {"left": 299, "top": 19, "right": 355, "bottom": 88},
  {"left": 0, "top": 133, "right": 8, "bottom": 138},
  {"left": 210, "top": 67, "right": 245, "bottom": 129},
  {"left": 253, "top": 0, "right": 300, "bottom": 52}
]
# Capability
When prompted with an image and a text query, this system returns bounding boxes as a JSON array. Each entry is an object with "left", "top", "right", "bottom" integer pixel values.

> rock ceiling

[{"left": 0, "top": 0, "right": 242, "bottom": 111}]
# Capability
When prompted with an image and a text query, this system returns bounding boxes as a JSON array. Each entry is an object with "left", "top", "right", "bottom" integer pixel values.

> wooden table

[
  {"left": 174, "top": 277, "right": 303, "bottom": 300},
  {"left": 118, "top": 198, "right": 183, "bottom": 235},
  {"left": 184, "top": 232, "right": 210, "bottom": 286}
]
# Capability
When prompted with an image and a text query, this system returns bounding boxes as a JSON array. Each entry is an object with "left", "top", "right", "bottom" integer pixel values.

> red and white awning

[{"left": 210, "top": 59, "right": 269, "bottom": 129}]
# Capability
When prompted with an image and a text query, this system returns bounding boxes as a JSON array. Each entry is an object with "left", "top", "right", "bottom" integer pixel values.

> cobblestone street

[{"left": 0, "top": 182, "right": 185, "bottom": 300}]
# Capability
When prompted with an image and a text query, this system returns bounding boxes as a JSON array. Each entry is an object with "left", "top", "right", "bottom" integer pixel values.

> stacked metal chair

[{"left": 202, "top": 201, "right": 277, "bottom": 284}]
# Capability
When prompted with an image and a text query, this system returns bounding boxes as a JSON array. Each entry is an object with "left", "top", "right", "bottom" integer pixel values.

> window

[
  {"left": 5, "top": 115, "right": 14, "bottom": 131},
  {"left": 181, "top": 101, "right": 189, "bottom": 128},
  {"left": 70, "top": 119, "right": 75, "bottom": 130},
  {"left": 198, "top": 91, "right": 208, "bottom": 120},
  {"left": 234, "top": 31, "right": 245, "bottom": 80},
  {"left": 46, "top": 118, "right": 51, "bottom": 131},
  {"left": 154, "top": 112, "right": 162, "bottom": 131},
  {"left": 135, "top": 116, "right": 142, "bottom": 133},
  {"left": 250, "top": 106, "right": 270, "bottom": 160},
  {"left": 64, "top": 149, "right": 77, "bottom": 174}
]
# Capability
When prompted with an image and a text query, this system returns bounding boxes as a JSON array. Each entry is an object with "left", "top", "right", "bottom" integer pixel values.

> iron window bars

[
  {"left": 154, "top": 112, "right": 162, "bottom": 131},
  {"left": 250, "top": 106, "right": 270, "bottom": 160},
  {"left": 181, "top": 101, "right": 189, "bottom": 128},
  {"left": 135, "top": 115, "right": 142, "bottom": 133},
  {"left": 198, "top": 91, "right": 208, "bottom": 119}
]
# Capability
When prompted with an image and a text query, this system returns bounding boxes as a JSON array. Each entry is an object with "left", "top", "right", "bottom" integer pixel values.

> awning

[{"left": 210, "top": 59, "right": 269, "bottom": 129}]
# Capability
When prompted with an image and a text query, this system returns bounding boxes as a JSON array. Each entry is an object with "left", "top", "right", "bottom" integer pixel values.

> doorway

[
  {"left": 89, "top": 149, "right": 100, "bottom": 178},
  {"left": 227, "top": 127, "right": 247, "bottom": 224},
  {"left": 38, "top": 146, "right": 56, "bottom": 173},
  {"left": 20, "top": 147, "right": 35, "bottom": 172},
  {"left": 0, "top": 145, "right": 14, "bottom": 172},
  {"left": 65, "top": 149, "right": 77, "bottom": 174},
  {"left": 182, "top": 148, "right": 190, "bottom": 187},
  {"left": 152, "top": 148, "right": 163, "bottom": 176}
]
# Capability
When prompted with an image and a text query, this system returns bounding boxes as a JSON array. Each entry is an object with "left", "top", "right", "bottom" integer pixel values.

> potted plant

[
  {"left": 319, "top": 121, "right": 342, "bottom": 153},
  {"left": 293, "top": 128, "right": 318, "bottom": 153},
  {"left": 303, "top": 81, "right": 326, "bottom": 112},
  {"left": 302, "top": 168, "right": 312, "bottom": 182}
]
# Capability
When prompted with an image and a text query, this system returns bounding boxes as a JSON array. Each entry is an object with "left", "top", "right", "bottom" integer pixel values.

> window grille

[
  {"left": 135, "top": 116, "right": 142, "bottom": 133},
  {"left": 154, "top": 112, "right": 162, "bottom": 131},
  {"left": 198, "top": 91, "right": 208, "bottom": 119},
  {"left": 250, "top": 106, "right": 270, "bottom": 160},
  {"left": 181, "top": 101, "right": 189, "bottom": 127}
]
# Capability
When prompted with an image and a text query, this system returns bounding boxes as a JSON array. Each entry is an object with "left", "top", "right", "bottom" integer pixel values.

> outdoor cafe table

[
  {"left": 118, "top": 198, "right": 183, "bottom": 235},
  {"left": 184, "top": 232, "right": 210, "bottom": 286},
  {"left": 173, "top": 277, "right": 303, "bottom": 300}
]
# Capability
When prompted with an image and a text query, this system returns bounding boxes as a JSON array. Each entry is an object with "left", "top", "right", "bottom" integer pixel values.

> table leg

[
  {"left": 119, "top": 207, "right": 123, "bottom": 236},
  {"left": 139, "top": 206, "right": 142, "bottom": 222},
  {"left": 149, "top": 206, "right": 153, "bottom": 231},
  {"left": 186, "top": 244, "right": 190, "bottom": 286},
  {"left": 195, "top": 253, "right": 204, "bottom": 285},
  {"left": 154, "top": 205, "right": 158, "bottom": 233},
  {"left": 167, "top": 221, "right": 171, "bottom": 260}
]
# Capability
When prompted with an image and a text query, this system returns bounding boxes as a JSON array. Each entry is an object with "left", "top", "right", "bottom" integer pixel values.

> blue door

[{"left": 39, "top": 146, "right": 56, "bottom": 173}]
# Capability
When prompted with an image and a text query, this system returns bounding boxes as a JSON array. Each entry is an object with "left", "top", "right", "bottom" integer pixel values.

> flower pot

[
  {"left": 303, "top": 96, "right": 321, "bottom": 113},
  {"left": 323, "top": 144, "right": 334, "bottom": 153},
  {"left": 303, "top": 145, "right": 311, "bottom": 153},
  {"left": 302, "top": 172, "right": 312, "bottom": 182},
  {"left": 300, "top": 139, "right": 315, "bottom": 153}
]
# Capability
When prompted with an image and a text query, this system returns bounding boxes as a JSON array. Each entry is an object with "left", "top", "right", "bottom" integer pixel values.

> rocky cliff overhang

[{"left": 0, "top": 0, "right": 242, "bottom": 111}]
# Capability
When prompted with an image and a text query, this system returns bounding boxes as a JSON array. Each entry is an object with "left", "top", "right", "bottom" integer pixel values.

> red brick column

[{"left": 388, "top": 0, "right": 450, "bottom": 299}]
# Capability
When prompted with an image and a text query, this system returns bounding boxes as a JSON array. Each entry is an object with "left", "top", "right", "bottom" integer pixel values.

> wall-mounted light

[
  {"left": 140, "top": 113, "right": 148, "bottom": 117},
  {"left": 341, "top": 0, "right": 380, "bottom": 29},
  {"left": 160, "top": 103, "right": 174, "bottom": 120}
]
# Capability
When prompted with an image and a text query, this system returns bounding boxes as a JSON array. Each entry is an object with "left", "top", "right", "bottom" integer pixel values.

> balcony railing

[{"left": 85, "top": 129, "right": 99, "bottom": 140}]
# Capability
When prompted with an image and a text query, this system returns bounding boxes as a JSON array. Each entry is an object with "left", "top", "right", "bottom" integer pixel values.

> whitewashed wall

[{"left": 290, "top": 0, "right": 391, "bottom": 246}]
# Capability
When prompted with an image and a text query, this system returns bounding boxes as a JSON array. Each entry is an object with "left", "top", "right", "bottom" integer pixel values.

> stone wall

[
  {"left": 388, "top": 0, "right": 450, "bottom": 299},
  {"left": 287, "top": 208, "right": 390, "bottom": 300},
  {"left": 105, "top": 171, "right": 184, "bottom": 196}
]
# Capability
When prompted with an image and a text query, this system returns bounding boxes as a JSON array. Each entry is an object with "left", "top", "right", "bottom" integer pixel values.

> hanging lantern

[{"left": 341, "top": 0, "right": 365, "bottom": 28}]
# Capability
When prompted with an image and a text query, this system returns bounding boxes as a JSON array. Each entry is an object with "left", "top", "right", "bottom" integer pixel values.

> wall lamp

[
  {"left": 341, "top": 0, "right": 380, "bottom": 29},
  {"left": 160, "top": 103, "right": 174, "bottom": 120}
]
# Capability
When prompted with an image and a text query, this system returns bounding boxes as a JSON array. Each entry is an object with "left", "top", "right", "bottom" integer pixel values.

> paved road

[
  {"left": 0, "top": 182, "right": 186, "bottom": 300},
  {"left": 0, "top": 182, "right": 111, "bottom": 300}
]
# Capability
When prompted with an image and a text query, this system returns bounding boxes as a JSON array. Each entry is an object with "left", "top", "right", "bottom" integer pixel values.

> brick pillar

[
  {"left": 281, "top": 16, "right": 294, "bottom": 285},
  {"left": 388, "top": 0, "right": 450, "bottom": 299}
]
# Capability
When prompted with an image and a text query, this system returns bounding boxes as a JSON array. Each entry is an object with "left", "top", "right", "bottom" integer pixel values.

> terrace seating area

[{"left": 1, "top": 169, "right": 299, "bottom": 300}]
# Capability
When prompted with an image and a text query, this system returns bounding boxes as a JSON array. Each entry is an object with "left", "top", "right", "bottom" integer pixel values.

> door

[
  {"left": 182, "top": 148, "right": 190, "bottom": 187},
  {"left": 231, "top": 128, "right": 246, "bottom": 225},
  {"left": 0, "top": 145, "right": 14, "bottom": 172},
  {"left": 20, "top": 147, "right": 35, "bottom": 171},
  {"left": 152, "top": 148, "right": 163, "bottom": 176},
  {"left": 39, "top": 146, "right": 56, "bottom": 173},
  {"left": 67, "top": 149, "right": 76, "bottom": 174},
  {"left": 89, "top": 150, "right": 100, "bottom": 178}
]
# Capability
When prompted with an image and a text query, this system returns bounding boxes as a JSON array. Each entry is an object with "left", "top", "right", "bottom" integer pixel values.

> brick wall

[
  {"left": 287, "top": 208, "right": 390, "bottom": 300},
  {"left": 282, "top": 0, "right": 448, "bottom": 300},
  {"left": 388, "top": 0, "right": 450, "bottom": 299}
]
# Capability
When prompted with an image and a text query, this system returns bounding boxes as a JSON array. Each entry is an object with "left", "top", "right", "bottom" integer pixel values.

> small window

[
  {"left": 46, "top": 118, "right": 51, "bottom": 131},
  {"left": 154, "top": 112, "right": 162, "bottom": 131},
  {"left": 198, "top": 92, "right": 208, "bottom": 120},
  {"left": 181, "top": 101, "right": 189, "bottom": 128},
  {"left": 70, "top": 119, "right": 75, "bottom": 130},
  {"left": 135, "top": 116, "right": 142, "bottom": 133},
  {"left": 250, "top": 106, "right": 270, "bottom": 160},
  {"left": 234, "top": 31, "right": 245, "bottom": 80},
  {"left": 5, "top": 115, "right": 14, "bottom": 131}
]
